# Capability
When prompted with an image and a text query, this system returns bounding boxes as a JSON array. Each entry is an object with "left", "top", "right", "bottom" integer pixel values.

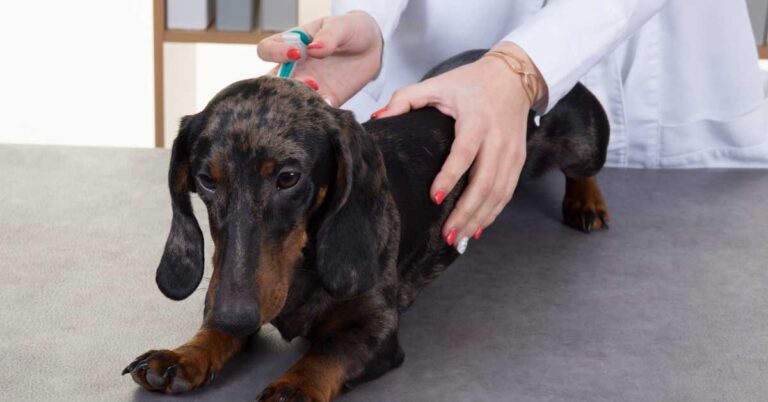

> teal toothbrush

[{"left": 278, "top": 30, "right": 312, "bottom": 78}]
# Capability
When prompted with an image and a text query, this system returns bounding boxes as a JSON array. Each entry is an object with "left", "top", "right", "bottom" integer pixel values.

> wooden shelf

[
  {"left": 164, "top": 26, "right": 277, "bottom": 45},
  {"left": 760, "top": 46, "right": 768, "bottom": 60}
]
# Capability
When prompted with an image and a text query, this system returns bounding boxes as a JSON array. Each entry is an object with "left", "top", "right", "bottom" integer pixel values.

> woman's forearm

[{"left": 504, "top": 0, "right": 671, "bottom": 113}]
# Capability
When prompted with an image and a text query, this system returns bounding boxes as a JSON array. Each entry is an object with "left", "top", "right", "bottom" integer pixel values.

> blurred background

[
  {"left": 0, "top": 0, "right": 764, "bottom": 149},
  {"left": 0, "top": 0, "right": 330, "bottom": 149}
]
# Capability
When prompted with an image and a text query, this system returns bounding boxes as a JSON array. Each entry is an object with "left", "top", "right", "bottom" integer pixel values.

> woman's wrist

[{"left": 488, "top": 41, "right": 548, "bottom": 110}]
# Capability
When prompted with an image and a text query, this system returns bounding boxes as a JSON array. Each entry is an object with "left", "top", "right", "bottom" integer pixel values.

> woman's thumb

[{"left": 373, "top": 82, "right": 435, "bottom": 119}]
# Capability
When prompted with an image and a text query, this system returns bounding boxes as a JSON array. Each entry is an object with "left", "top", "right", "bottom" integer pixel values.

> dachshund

[{"left": 123, "top": 50, "right": 611, "bottom": 401}]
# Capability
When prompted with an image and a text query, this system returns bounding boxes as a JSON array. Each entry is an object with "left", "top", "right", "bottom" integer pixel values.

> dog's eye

[
  {"left": 276, "top": 172, "right": 301, "bottom": 190},
  {"left": 197, "top": 174, "right": 216, "bottom": 193}
]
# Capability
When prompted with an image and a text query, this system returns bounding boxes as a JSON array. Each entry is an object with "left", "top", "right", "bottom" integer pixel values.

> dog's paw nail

[
  {"left": 455, "top": 236, "right": 469, "bottom": 254},
  {"left": 163, "top": 365, "right": 177, "bottom": 379}
]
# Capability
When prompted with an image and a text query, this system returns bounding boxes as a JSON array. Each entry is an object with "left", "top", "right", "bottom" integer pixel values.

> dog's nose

[{"left": 211, "top": 304, "right": 261, "bottom": 336}]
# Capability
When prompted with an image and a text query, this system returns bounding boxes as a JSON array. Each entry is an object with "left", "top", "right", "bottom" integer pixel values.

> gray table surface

[{"left": 1, "top": 144, "right": 767, "bottom": 402}]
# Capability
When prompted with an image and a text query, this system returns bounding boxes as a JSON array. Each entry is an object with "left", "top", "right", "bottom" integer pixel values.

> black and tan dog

[{"left": 123, "top": 50, "right": 610, "bottom": 401}]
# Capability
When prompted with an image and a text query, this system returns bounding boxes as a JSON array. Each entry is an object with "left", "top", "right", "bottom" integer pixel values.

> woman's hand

[
  {"left": 257, "top": 11, "right": 383, "bottom": 107},
  {"left": 373, "top": 42, "right": 547, "bottom": 253}
]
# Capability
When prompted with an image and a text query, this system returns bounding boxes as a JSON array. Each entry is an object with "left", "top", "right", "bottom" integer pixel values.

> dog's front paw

[
  {"left": 122, "top": 349, "right": 215, "bottom": 394},
  {"left": 256, "top": 382, "right": 326, "bottom": 402}
]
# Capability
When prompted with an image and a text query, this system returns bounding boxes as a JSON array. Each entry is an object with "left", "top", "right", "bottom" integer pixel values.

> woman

[{"left": 258, "top": 0, "right": 768, "bottom": 252}]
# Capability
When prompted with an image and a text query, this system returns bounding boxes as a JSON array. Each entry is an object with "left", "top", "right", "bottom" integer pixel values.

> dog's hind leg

[{"left": 523, "top": 83, "right": 611, "bottom": 233}]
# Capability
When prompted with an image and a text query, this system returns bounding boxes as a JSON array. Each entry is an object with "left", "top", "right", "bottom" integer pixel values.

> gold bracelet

[{"left": 483, "top": 50, "right": 540, "bottom": 106}]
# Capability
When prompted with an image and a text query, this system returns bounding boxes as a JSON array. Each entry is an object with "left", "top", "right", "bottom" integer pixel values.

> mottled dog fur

[{"left": 124, "top": 50, "right": 611, "bottom": 401}]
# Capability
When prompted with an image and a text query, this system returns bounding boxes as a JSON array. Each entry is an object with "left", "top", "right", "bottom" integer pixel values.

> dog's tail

[{"left": 523, "top": 85, "right": 609, "bottom": 180}]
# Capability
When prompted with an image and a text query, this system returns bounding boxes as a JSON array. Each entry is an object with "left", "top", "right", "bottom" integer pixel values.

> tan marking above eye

[
  {"left": 260, "top": 160, "right": 276, "bottom": 178},
  {"left": 210, "top": 161, "right": 225, "bottom": 181}
]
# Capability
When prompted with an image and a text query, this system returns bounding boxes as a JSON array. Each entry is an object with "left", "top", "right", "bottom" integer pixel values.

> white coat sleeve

[
  {"left": 503, "top": 0, "right": 671, "bottom": 113},
  {"left": 332, "top": 0, "right": 410, "bottom": 100}
]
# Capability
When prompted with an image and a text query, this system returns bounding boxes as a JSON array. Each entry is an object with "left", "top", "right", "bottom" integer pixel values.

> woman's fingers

[
  {"left": 257, "top": 13, "right": 381, "bottom": 107},
  {"left": 257, "top": 18, "right": 326, "bottom": 62},
  {"left": 257, "top": 33, "right": 298, "bottom": 63},
  {"left": 305, "top": 20, "right": 343, "bottom": 58},
  {"left": 441, "top": 131, "right": 503, "bottom": 249},
  {"left": 290, "top": 74, "right": 337, "bottom": 106},
  {"left": 457, "top": 148, "right": 507, "bottom": 241},
  {"left": 430, "top": 115, "right": 483, "bottom": 205},
  {"left": 466, "top": 140, "right": 523, "bottom": 240},
  {"left": 257, "top": 16, "right": 350, "bottom": 62}
]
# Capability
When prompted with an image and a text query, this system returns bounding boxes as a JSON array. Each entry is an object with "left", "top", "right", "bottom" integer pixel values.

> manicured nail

[
  {"left": 433, "top": 190, "right": 446, "bottom": 205},
  {"left": 307, "top": 41, "right": 324, "bottom": 50},
  {"left": 445, "top": 228, "right": 458, "bottom": 246},
  {"left": 473, "top": 227, "right": 484, "bottom": 240},
  {"left": 303, "top": 79, "right": 319, "bottom": 91},
  {"left": 455, "top": 236, "right": 469, "bottom": 254},
  {"left": 286, "top": 47, "right": 301, "bottom": 60},
  {"left": 370, "top": 107, "right": 387, "bottom": 119}
]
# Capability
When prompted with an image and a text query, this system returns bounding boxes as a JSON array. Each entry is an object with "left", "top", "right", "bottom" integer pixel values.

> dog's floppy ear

[
  {"left": 315, "top": 110, "right": 386, "bottom": 298},
  {"left": 156, "top": 115, "right": 205, "bottom": 301}
]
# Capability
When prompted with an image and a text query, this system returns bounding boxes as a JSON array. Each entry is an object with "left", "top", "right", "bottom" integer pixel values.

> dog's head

[{"left": 155, "top": 77, "right": 388, "bottom": 335}]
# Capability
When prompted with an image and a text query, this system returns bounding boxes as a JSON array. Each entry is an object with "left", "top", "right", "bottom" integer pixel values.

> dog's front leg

[
  {"left": 123, "top": 326, "right": 245, "bottom": 394},
  {"left": 256, "top": 305, "right": 402, "bottom": 402}
]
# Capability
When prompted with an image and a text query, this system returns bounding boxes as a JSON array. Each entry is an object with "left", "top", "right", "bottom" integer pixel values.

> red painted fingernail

[
  {"left": 370, "top": 107, "right": 387, "bottom": 119},
  {"left": 307, "top": 41, "right": 324, "bottom": 50},
  {"left": 445, "top": 228, "right": 458, "bottom": 246},
  {"left": 473, "top": 227, "right": 484, "bottom": 240},
  {"left": 303, "top": 79, "right": 319, "bottom": 91},
  {"left": 433, "top": 190, "right": 446, "bottom": 205},
  {"left": 286, "top": 47, "right": 301, "bottom": 60}
]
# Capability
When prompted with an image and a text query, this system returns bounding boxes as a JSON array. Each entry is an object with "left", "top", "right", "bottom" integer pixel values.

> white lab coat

[{"left": 333, "top": 0, "right": 768, "bottom": 168}]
